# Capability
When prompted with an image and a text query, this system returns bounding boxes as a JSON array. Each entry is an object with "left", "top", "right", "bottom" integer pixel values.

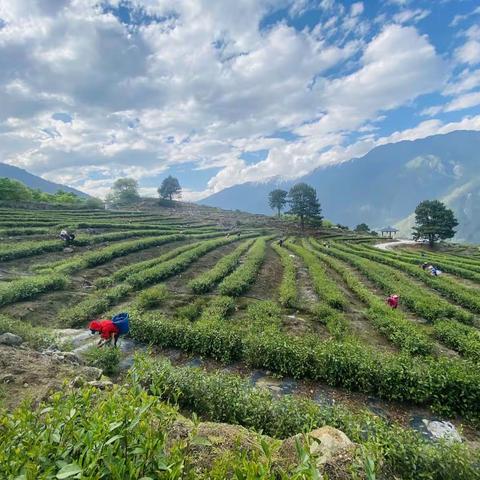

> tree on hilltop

[
  {"left": 158, "top": 176, "right": 181, "bottom": 201},
  {"left": 413, "top": 200, "right": 458, "bottom": 247},
  {"left": 268, "top": 189, "right": 288, "bottom": 217},
  {"left": 287, "top": 183, "right": 322, "bottom": 230},
  {"left": 355, "top": 223, "right": 370, "bottom": 233},
  {"left": 106, "top": 178, "right": 140, "bottom": 206}
]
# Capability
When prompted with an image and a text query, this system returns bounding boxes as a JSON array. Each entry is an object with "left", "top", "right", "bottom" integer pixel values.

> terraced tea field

[{"left": 1, "top": 206, "right": 480, "bottom": 479}]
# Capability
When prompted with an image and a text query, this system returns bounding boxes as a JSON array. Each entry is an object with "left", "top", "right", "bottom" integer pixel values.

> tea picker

[{"left": 89, "top": 313, "right": 130, "bottom": 348}]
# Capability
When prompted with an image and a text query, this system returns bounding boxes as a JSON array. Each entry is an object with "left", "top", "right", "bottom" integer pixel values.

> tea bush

[
  {"left": 272, "top": 242, "right": 297, "bottom": 307},
  {"left": 133, "top": 284, "right": 169, "bottom": 310},
  {"left": 84, "top": 345, "right": 121, "bottom": 374},
  {"left": 188, "top": 238, "right": 255, "bottom": 293},
  {"left": 58, "top": 284, "right": 132, "bottom": 326},
  {"left": 342, "top": 243, "right": 480, "bottom": 314},
  {"left": 127, "top": 236, "right": 248, "bottom": 289},
  {"left": 285, "top": 240, "right": 346, "bottom": 310},
  {"left": 0, "top": 274, "right": 68, "bottom": 307},
  {"left": 309, "top": 239, "right": 434, "bottom": 355},
  {"left": 132, "top": 356, "right": 480, "bottom": 480},
  {"left": 319, "top": 243, "right": 473, "bottom": 324},
  {"left": 129, "top": 310, "right": 480, "bottom": 420},
  {"left": 434, "top": 319, "right": 480, "bottom": 361},
  {"left": 218, "top": 237, "right": 267, "bottom": 296}
]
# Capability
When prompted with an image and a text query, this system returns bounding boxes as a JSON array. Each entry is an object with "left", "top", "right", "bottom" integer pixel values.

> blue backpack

[{"left": 112, "top": 312, "right": 129, "bottom": 335}]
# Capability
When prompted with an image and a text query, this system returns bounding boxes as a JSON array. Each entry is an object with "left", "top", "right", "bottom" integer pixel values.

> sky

[{"left": 1, "top": 0, "right": 480, "bottom": 200}]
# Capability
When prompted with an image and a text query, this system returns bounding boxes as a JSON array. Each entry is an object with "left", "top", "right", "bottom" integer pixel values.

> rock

[
  {"left": 80, "top": 366, "right": 103, "bottom": 381},
  {"left": 59, "top": 351, "right": 83, "bottom": 365},
  {"left": 63, "top": 247, "right": 74, "bottom": 253},
  {"left": 23, "top": 382, "right": 29, "bottom": 388},
  {"left": 70, "top": 376, "right": 85, "bottom": 388},
  {"left": 277, "top": 426, "right": 355, "bottom": 473},
  {"left": 87, "top": 379, "right": 113, "bottom": 390},
  {"left": 0, "top": 373, "right": 14, "bottom": 384},
  {"left": 0, "top": 332, "right": 23, "bottom": 346},
  {"left": 422, "top": 420, "right": 462, "bottom": 443}
]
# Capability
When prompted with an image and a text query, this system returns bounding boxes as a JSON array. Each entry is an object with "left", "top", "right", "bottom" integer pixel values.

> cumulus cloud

[{"left": 0, "top": 0, "right": 472, "bottom": 201}]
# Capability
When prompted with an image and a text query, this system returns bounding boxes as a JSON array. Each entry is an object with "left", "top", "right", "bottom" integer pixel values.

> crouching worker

[
  {"left": 89, "top": 319, "right": 120, "bottom": 348},
  {"left": 59, "top": 229, "right": 75, "bottom": 244},
  {"left": 386, "top": 294, "right": 399, "bottom": 309}
]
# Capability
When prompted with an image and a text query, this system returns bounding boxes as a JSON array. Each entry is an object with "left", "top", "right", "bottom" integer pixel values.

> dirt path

[{"left": 375, "top": 240, "right": 417, "bottom": 251}]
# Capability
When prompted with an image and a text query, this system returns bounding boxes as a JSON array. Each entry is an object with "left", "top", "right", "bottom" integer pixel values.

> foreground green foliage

[
  {"left": 84, "top": 346, "right": 121, "bottom": 375},
  {"left": 133, "top": 356, "right": 480, "bottom": 480}
]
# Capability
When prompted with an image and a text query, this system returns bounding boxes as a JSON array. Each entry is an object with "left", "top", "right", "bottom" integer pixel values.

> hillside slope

[
  {"left": 201, "top": 130, "right": 480, "bottom": 242},
  {"left": 0, "top": 162, "right": 89, "bottom": 198}
]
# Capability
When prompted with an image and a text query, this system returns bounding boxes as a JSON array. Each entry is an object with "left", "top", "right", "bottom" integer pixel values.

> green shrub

[
  {"left": 132, "top": 356, "right": 480, "bottom": 480},
  {"left": 188, "top": 238, "right": 255, "bottom": 293},
  {"left": 272, "top": 242, "right": 297, "bottom": 307},
  {"left": 317, "top": 242, "right": 472, "bottom": 324},
  {"left": 84, "top": 345, "right": 121, "bottom": 375},
  {"left": 218, "top": 237, "right": 267, "bottom": 296},
  {"left": 0, "top": 274, "right": 68, "bottom": 307},
  {"left": 309, "top": 240, "right": 434, "bottom": 356},
  {"left": 285, "top": 240, "right": 346, "bottom": 310},
  {"left": 133, "top": 284, "right": 169, "bottom": 310},
  {"left": 176, "top": 298, "right": 207, "bottom": 321},
  {"left": 343, "top": 243, "right": 480, "bottom": 315},
  {"left": 434, "top": 319, "right": 480, "bottom": 361},
  {"left": 126, "top": 237, "right": 242, "bottom": 289},
  {"left": 129, "top": 310, "right": 480, "bottom": 420}
]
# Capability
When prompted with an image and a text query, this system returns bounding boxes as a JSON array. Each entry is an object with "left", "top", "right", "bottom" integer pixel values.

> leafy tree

[
  {"left": 0, "top": 178, "right": 33, "bottom": 201},
  {"left": 106, "top": 178, "right": 140, "bottom": 206},
  {"left": 412, "top": 200, "right": 458, "bottom": 247},
  {"left": 84, "top": 197, "right": 105, "bottom": 209},
  {"left": 287, "top": 183, "right": 322, "bottom": 229},
  {"left": 355, "top": 223, "right": 370, "bottom": 233},
  {"left": 158, "top": 176, "right": 181, "bottom": 201},
  {"left": 268, "top": 189, "right": 288, "bottom": 217}
]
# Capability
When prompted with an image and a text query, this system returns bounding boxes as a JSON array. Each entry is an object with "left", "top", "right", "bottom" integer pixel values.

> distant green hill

[{"left": 0, "top": 162, "right": 89, "bottom": 198}]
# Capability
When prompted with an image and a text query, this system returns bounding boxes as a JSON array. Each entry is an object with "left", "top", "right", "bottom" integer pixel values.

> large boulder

[
  {"left": 277, "top": 426, "right": 355, "bottom": 477},
  {"left": 0, "top": 332, "right": 23, "bottom": 347}
]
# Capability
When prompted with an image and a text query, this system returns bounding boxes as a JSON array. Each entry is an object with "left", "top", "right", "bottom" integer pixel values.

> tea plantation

[{"left": 1, "top": 205, "right": 480, "bottom": 479}]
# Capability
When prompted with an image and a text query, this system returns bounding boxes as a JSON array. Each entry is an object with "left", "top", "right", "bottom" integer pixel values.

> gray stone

[
  {"left": 81, "top": 366, "right": 103, "bottom": 381},
  {"left": 87, "top": 379, "right": 113, "bottom": 390},
  {"left": 59, "top": 351, "right": 83, "bottom": 365},
  {"left": 422, "top": 420, "right": 462, "bottom": 443},
  {"left": 278, "top": 426, "right": 354, "bottom": 470},
  {"left": 0, "top": 332, "right": 23, "bottom": 346},
  {"left": 0, "top": 373, "right": 14, "bottom": 384},
  {"left": 63, "top": 247, "right": 74, "bottom": 253},
  {"left": 70, "top": 376, "right": 85, "bottom": 388}
]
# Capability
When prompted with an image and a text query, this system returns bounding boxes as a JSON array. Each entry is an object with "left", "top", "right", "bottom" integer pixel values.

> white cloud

[
  {"left": 0, "top": 0, "right": 469, "bottom": 201},
  {"left": 393, "top": 9, "right": 430, "bottom": 24},
  {"left": 455, "top": 40, "right": 480, "bottom": 66}
]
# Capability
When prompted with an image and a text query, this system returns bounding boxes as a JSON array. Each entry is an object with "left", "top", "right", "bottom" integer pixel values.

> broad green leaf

[{"left": 56, "top": 463, "right": 82, "bottom": 479}]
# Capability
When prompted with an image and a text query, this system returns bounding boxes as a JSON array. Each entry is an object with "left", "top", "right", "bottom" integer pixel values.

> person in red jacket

[
  {"left": 386, "top": 294, "right": 399, "bottom": 309},
  {"left": 89, "top": 319, "right": 120, "bottom": 347}
]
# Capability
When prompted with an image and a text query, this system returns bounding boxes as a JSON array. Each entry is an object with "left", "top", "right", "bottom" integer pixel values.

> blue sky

[{"left": 0, "top": 0, "right": 479, "bottom": 199}]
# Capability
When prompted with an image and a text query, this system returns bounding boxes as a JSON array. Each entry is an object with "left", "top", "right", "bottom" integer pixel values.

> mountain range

[
  {"left": 201, "top": 130, "right": 480, "bottom": 243},
  {"left": 0, "top": 162, "right": 89, "bottom": 198}
]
